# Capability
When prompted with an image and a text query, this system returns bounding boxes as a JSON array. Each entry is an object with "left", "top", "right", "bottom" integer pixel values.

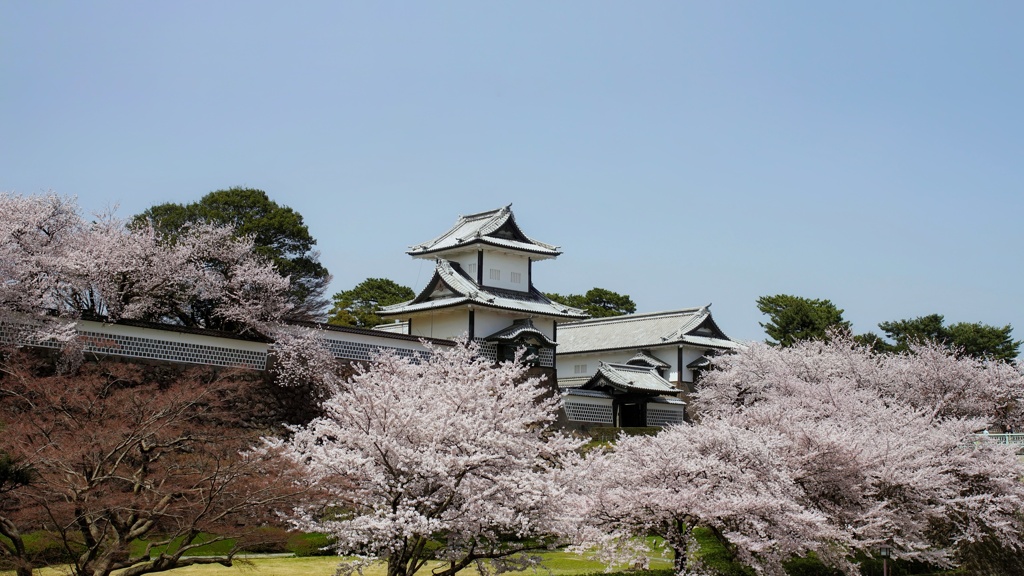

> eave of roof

[
  {"left": 583, "top": 362, "right": 678, "bottom": 394},
  {"left": 483, "top": 320, "right": 558, "bottom": 347},
  {"left": 379, "top": 260, "right": 588, "bottom": 319},
  {"left": 648, "top": 396, "right": 686, "bottom": 405},
  {"left": 562, "top": 388, "right": 612, "bottom": 399},
  {"left": 556, "top": 307, "right": 739, "bottom": 354},
  {"left": 560, "top": 307, "right": 707, "bottom": 328},
  {"left": 679, "top": 335, "right": 741, "bottom": 349},
  {"left": 407, "top": 205, "right": 561, "bottom": 257},
  {"left": 687, "top": 355, "right": 712, "bottom": 369},
  {"left": 557, "top": 376, "right": 591, "bottom": 388},
  {"left": 558, "top": 340, "right": 739, "bottom": 357}
]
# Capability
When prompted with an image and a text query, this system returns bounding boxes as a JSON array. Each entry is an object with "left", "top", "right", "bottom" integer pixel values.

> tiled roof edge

[{"left": 559, "top": 307, "right": 707, "bottom": 328}]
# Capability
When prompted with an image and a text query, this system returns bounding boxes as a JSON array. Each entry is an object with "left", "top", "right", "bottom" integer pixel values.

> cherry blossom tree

[
  {"left": 872, "top": 340, "right": 1024, "bottom": 423},
  {"left": 568, "top": 422, "right": 833, "bottom": 576},
  {"left": 691, "top": 337, "right": 1024, "bottom": 572},
  {"left": 0, "top": 350, "right": 306, "bottom": 576},
  {"left": 273, "top": 340, "right": 583, "bottom": 576},
  {"left": 163, "top": 222, "right": 292, "bottom": 332},
  {"left": 268, "top": 327, "right": 349, "bottom": 397},
  {"left": 0, "top": 192, "right": 292, "bottom": 339},
  {"left": 0, "top": 192, "right": 82, "bottom": 345}
]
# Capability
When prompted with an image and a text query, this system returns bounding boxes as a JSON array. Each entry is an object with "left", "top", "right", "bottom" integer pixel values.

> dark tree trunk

[{"left": 0, "top": 517, "right": 32, "bottom": 576}]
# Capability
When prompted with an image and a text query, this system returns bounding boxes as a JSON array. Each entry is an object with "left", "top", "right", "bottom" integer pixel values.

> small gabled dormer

[
  {"left": 483, "top": 319, "right": 557, "bottom": 366},
  {"left": 626, "top": 349, "right": 670, "bottom": 378}
]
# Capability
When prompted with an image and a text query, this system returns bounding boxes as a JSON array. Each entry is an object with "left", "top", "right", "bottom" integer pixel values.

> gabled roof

[
  {"left": 582, "top": 361, "right": 679, "bottom": 394},
  {"left": 557, "top": 375, "right": 591, "bottom": 389},
  {"left": 626, "top": 350, "right": 670, "bottom": 369},
  {"left": 483, "top": 319, "right": 557, "bottom": 347},
  {"left": 556, "top": 306, "right": 741, "bottom": 355},
  {"left": 379, "top": 260, "right": 588, "bottom": 320},
  {"left": 562, "top": 388, "right": 612, "bottom": 399},
  {"left": 407, "top": 205, "right": 561, "bottom": 259},
  {"left": 687, "top": 354, "right": 715, "bottom": 369}
]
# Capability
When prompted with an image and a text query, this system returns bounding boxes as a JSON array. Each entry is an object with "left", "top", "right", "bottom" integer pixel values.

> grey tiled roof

[
  {"left": 557, "top": 307, "right": 741, "bottom": 354},
  {"left": 483, "top": 319, "right": 557, "bottom": 346},
  {"left": 626, "top": 350, "right": 670, "bottom": 368},
  {"left": 407, "top": 205, "right": 560, "bottom": 258},
  {"left": 562, "top": 388, "right": 612, "bottom": 399},
  {"left": 583, "top": 362, "right": 678, "bottom": 394},
  {"left": 649, "top": 395, "right": 686, "bottom": 405},
  {"left": 678, "top": 334, "right": 739, "bottom": 349},
  {"left": 379, "top": 260, "right": 587, "bottom": 319},
  {"left": 557, "top": 375, "right": 591, "bottom": 388},
  {"left": 687, "top": 355, "right": 713, "bottom": 369}
]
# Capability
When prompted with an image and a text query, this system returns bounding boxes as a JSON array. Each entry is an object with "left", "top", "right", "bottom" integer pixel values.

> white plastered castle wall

[
  {"left": 447, "top": 251, "right": 478, "bottom": 277},
  {"left": 406, "top": 309, "right": 470, "bottom": 340},
  {"left": 479, "top": 250, "right": 530, "bottom": 292},
  {"left": 473, "top": 310, "right": 556, "bottom": 341}
]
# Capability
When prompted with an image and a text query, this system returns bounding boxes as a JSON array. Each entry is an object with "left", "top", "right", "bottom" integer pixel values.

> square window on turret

[
  {"left": 510, "top": 271, "right": 522, "bottom": 284},
  {"left": 489, "top": 269, "right": 500, "bottom": 281}
]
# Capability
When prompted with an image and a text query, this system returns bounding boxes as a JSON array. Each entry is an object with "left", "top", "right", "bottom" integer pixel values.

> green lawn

[{"left": 3, "top": 548, "right": 673, "bottom": 576}]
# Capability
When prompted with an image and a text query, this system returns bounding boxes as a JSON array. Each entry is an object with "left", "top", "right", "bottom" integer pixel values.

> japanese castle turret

[{"left": 378, "top": 205, "right": 587, "bottom": 368}]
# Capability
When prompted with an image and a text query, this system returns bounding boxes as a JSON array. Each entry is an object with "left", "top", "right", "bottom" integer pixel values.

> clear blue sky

[{"left": 3, "top": 2, "right": 1022, "bottom": 347}]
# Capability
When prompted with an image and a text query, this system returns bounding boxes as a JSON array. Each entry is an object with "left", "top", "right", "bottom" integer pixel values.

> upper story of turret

[
  {"left": 379, "top": 205, "right": 586, "bottom": 346},
  {"left": 406, "top": 205, "right": 559, "bottom": 293}
]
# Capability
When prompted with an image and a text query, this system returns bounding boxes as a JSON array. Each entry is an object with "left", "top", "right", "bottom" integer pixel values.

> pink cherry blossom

[{"left": 274, "top": 340, "right": 583, "bottom": 576}]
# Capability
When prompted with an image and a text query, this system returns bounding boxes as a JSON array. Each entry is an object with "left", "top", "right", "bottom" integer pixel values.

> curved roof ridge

[
  {"left": 493, "top": 209, "right": 560, "bottom": 251},
  {"left": 435, "top": 259, "right": 479, "bottom": 295},
  {"left": 380, "top": 259, "right": 588, "bottom": 320},
  {"left": 459, "top": 203, "right": 511, "bottom": 222},
  {"left": 660, "top": 309, "right": 710, "bottom": 341},
  {"left": 379, "top": 260, "right": 474, "bottom": 311},
  {"left": 407, "top": 205, "right": 560, "bottom": 257},
  {"left": 684, "top": 313, "right": 735, "bottom": 343},
  {"left": 555, "top": 305, "right": 740, "bottom": 354},
  {"left": 406, "top": 210, "right": 497, "bottom": 253},
  {"left": 560, "top": 307, "right": 707, "bottom": 327},
  {"left": 627, "top": 350, "right": 671, "bottom": 368},
  {"left": 482, "top": 319, "right": 558, "bottom": 347},
  {"left": 473, "top": 205, "right": 513, "bottom": 237},
  {"left": 585, "top": 361, "right": 678, "bottom": 393}
]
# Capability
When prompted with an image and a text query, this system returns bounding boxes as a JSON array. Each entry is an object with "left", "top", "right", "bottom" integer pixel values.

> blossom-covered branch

[{"left": 274, "top": 340, "right": 583, "bottom": 576}]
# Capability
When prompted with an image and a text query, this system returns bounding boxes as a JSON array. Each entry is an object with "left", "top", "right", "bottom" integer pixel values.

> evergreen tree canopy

[
  {"left": 327, "top": 278, "right": 415, "bottom": 328},
  {"left": 869, "top": 313, "right": 1020, "bottom": 361},
  {"left": 546, "top": 287, "right": 636, "bottom": 318},
  {"left": 756, "top": 294, "right": 850, "bottom": 347},
  {"left": 134, "top": 188, "right": 331, "bottom": 321}
]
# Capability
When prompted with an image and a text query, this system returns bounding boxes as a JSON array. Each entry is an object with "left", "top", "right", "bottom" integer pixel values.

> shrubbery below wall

[{"left": 0, "top": 348, "right": 314, "bottom": 576}]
